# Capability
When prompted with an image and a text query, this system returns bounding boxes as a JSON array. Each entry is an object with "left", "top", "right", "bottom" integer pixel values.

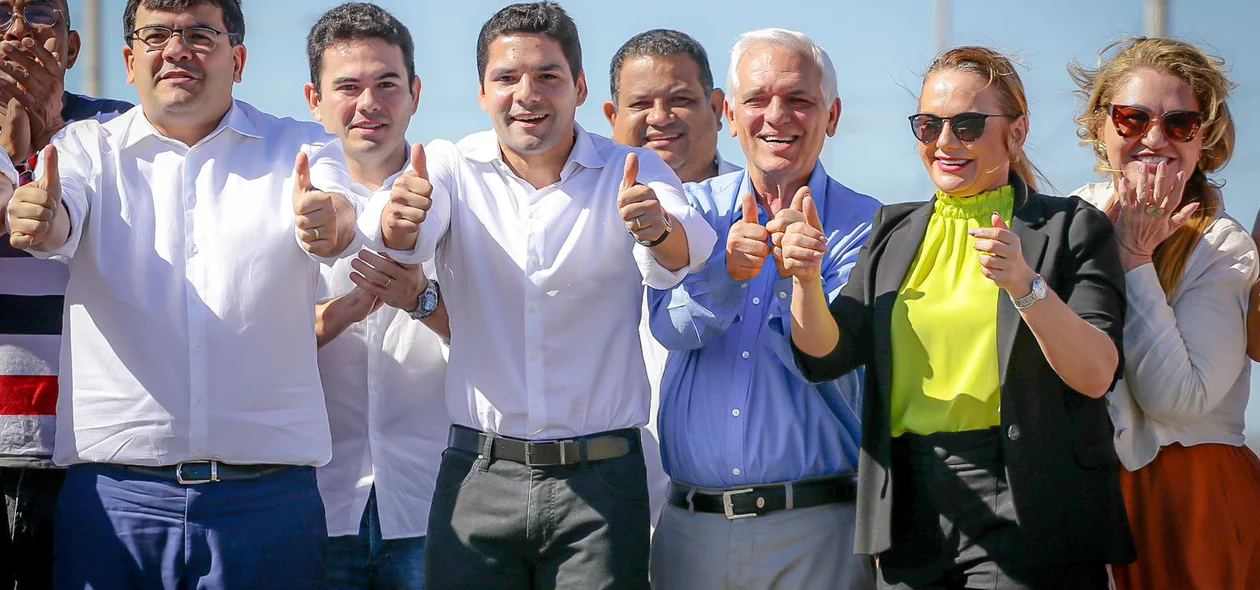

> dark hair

[
  {"left": 306, "top": 2, "right": 416, "bottom": 94},
  {"left": 608, "top": 29, "right": 713, "bottom": 104},
  {"left": 123, "top": 0, "right": 245, "bottom": 45},
  {"left": 475, "top": 2, "right": 581, "bottom": 86}
]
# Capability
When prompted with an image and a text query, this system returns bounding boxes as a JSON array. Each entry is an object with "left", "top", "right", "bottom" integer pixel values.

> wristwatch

[
  {"left": 634, "top": 214, "right": 672, "bottom": 248},
  {"left": 1011, "top": 275, "right": 1047, "bottom": 310},
  {"left": 408, "top": 280, "right": 441, "bottom": 320}
]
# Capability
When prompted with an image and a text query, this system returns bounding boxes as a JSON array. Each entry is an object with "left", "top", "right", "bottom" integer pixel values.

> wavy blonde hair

[
  {"left": 1070, "top": 38, "right": 1237, "bottom": 294},
  {"left": 926, "top": 46, "right": 1046, "bottom": 192}
]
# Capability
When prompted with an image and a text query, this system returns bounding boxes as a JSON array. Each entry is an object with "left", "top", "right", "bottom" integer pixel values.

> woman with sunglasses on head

[
  {"left": 780, "top": 46, "right": 1134, "bottom": 589},
  {"left": 1069, "top": 38, "right": 1260, "bottom": 590}
]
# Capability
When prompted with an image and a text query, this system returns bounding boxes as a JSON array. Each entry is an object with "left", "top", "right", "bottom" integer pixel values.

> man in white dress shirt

[
  {"left": 359, "top": 3, "right": 716, "bottom": 588},
  {"left": 303, "top": 4, "right": 450, "bottom": 589},
  {"left": 4, "top": 0, "right": 360, "bottom": 587}
]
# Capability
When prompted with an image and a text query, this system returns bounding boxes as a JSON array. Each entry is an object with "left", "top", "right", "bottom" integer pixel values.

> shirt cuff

[{"left": 635, "top": 206, "right": 718, "bottom": 290}]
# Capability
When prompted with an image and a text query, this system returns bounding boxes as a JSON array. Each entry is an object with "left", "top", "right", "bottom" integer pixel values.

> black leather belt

[
  {"left": 666, "top": 474, "right": 857, "bottom": 520},
  {"left": 447, "top": 424, "right": 639, "bottom": 467},
  {"left": 122, "top": 461, "right": 295, "bottom": 485}
]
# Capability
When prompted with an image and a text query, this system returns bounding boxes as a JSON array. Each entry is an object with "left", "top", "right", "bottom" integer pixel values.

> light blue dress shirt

[{"left": 649, "top": 162, "right": 880, "bottom": 488}]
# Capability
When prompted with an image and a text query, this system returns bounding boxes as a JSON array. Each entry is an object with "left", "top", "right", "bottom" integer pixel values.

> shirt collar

[
  {"left": 465, "top": 122, "right": 605, "bottom": 171},
  {"left": 120, "top": 100, "right": 262, "bottom": 151},
  {"left": 734, "top": 159, "right": 830, "bottom": 222}
]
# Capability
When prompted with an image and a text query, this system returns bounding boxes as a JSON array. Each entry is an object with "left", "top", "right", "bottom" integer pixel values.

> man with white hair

[{"left": 647, "top": 28, "right": 879, "bottom": 589}]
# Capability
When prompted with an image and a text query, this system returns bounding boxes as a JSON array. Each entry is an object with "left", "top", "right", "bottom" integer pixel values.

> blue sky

[{"left": 66, "top": 0, "right": 1260, "bottom": 437}]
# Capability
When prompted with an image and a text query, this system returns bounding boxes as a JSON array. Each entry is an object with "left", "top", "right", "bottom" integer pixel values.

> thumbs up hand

[
  {"left": 618, "top": 152, "right": 668, "bottom": 245},
  {"left": 726, "top": 192, "right": 771, "bottom": 281},
  {"left": 969, "top": 211, "right": 1036, "bottom": 294},
  {"left": 8, "top": 144, "right": 60, "bottom": 249},
  {"left": 779, "top": 194, "right": 827, "bottom": 282},
  {"left": 767, "top": 186, "right": 813, "bottom": 278},
  {"left": 382, "top": 142, "right": 431, "bottom": 251},
  {"left": 293, "top": 151, "right": 353, "bottom": 257}
]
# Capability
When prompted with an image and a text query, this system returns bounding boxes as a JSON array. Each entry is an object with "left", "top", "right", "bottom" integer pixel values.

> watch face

[
  {"left": 421, "top": 290, "right": 439, "bottom": 314},
  {"left": 1032, "top": 277, "right": 1047, "bottom": 298}
]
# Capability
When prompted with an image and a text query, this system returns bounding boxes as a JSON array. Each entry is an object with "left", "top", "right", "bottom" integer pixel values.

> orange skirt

[{"left": 1112, "top": 442, "right": 1260, "bottom": 590}]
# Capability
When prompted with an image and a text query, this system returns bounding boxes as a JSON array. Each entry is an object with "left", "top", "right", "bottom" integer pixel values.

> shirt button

[
  {"left": 741, "top": 283, "right": 749, "bottom": 289},
  {"left": 528, "top": 305, "right": 538, "bottom": 314},
  {"left": 533, "top": 400, "right": 541, "bottom": 408},
  {"left": 530, "top": 352, "right": 540, "bottom": 361},
  {"left": 741, "top": 351, "right": 750, "bottom": 359},
  {"left": 528, "top": 256, "right": 540, "bottom": 266},
  {"left": 193, "top": 346, "right": 202, "bottom": 356},
  {"left": 1008, "top": 425, "right": 1021, "bottom": 441},
  {"left": 732, "top": 408, "right": 741, "bottom": 417},
  {"left": 732, "top": 468, "right": 741, "bottom": 476},
  {"left": 752, "top": 297, "right": 761, "bottom": 305},
  {"left": 778, "top": 291, "right": 788, "bottom": 300},
  {"left": 188, "top": 244, "right": 198, "bottom": 256}
]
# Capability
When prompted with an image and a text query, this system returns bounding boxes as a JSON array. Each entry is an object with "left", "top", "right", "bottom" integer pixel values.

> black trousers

[
  {"left": 0, "top": 466, "right": 64, "bottom": 590},
  {"left": 424, "top": 436, "right": 651, "bottom": 590},
  {"left": 876, "top": 428, "right": 1109, "bottom": 590}
]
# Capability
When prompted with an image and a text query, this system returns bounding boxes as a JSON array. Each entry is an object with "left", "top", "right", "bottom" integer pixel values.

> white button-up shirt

[
  {"left": 34, "top": 101, "right": 358, "bottom": 467},
  {"left": 360, "top": 125, "right": 716, "bottom": 440},
  {"left": 316, "top": 159, "right": 449, "bottom": 539}
]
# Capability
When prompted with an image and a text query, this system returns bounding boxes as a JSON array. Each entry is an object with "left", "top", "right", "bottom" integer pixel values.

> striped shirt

[{"left": 0, "top": 92, "right": 132, "bottom": 468}]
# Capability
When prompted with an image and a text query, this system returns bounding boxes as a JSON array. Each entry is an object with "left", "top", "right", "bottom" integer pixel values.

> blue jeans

[
  {"left": 328, "top": 487, "right": 425, "bottom": 590},
  {"left": 54, "top": 463, "right": 328, "bottom": 590}
]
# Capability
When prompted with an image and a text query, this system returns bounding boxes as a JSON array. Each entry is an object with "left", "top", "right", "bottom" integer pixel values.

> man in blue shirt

[{"left": 648, "top": 28, "right": 879, "bottom": 589}]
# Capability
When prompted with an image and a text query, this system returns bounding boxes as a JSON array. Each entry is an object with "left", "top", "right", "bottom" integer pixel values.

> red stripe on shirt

[{"left": 0, "top": 375, "right": 57, "bottom": 415}]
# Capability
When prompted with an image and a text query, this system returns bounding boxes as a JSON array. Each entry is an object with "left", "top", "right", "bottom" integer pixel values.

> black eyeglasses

[
  {"left": 908, "top": 112, "right": 1019, "bottom": 144},
  {"left": 128, "top": 25, "right": 240, "bottom": 53},
  {"left": 1108, "top": 104, "right": 1203, "bottom": 143},
  {"left": 0, "top": 4, "right": 64, "bottom": 31}
]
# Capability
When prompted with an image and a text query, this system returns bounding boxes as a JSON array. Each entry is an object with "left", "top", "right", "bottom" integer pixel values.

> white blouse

[{"left": 1075, "top": 182, "right": 1258, "bottom": 470}]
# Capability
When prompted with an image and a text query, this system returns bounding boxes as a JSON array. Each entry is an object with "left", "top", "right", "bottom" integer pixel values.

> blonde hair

[
  {"left": 1070, "top": 38, "right": 1237, "bottom": 294},
  {"left": 925, "top": 46, "right": 1045, "bottom": 192}
]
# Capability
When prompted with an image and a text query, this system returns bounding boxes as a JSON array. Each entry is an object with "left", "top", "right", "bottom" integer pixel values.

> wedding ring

[
  {"left": 312, "top": 227, "right": 321, "bottom": 241},
  {"left": 633, "top": 217, "right": 642, "bottom": 230},
  {"left": 383, "top": 277, "right": 392, "bottom": 288},
  {"left": 1144, "top": 206, "right": 1165, "bottom": 217}
]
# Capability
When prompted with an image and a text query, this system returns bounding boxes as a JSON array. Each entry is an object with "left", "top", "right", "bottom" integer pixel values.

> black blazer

[{"left": 796, "top": 175, "right": 1136, "bottom": 566}]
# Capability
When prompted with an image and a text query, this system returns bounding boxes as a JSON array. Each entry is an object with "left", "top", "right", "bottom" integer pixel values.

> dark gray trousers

[
  {"left": 876, "top": 429, "right": 1109, "bottom": 590},
  {"left": 424, "top": 443, "right": 650, "bottom": 590}
]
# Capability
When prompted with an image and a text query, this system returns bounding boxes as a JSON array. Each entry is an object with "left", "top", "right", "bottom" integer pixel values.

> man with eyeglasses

[
  {"left": 4, "top": 0, "right": 361, "bottom": 587},
  {"left": 0, "top": 1, "right": 130, "bottom": 587},
  {"left": 646, "top": 29, "right": 878, "bottom": 589}
]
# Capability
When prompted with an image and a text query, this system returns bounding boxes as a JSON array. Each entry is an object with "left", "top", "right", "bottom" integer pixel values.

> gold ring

[
  {"left": 383, "top": 278, "right": 392, "bottom": 288},
  {"left": 312, "top": 227, "right": 321, "bottom": 241},
  {"left": 1144, "top": 206, "right": 1165, "bottom": 218}
]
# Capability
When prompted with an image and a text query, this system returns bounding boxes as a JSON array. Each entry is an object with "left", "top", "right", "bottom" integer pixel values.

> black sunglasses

[
  {"left": 908, "top": 112, "right": 1019, "bottom": 144},
  {"left": 1108, "top": 104, "right": 1203, "bottom": 143}
]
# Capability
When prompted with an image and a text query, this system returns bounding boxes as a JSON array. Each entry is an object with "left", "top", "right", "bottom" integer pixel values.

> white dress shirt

[
  {"left": 360, "top": 124, "right": 716, "bottom": 440},
  {"left": 1076, "top": 182, "right": 1259, "bottom": 470},
  {"left": 316, "top": 158, "right": 449, "bottom": 539},
  {"left": 34, "top": 101, "right": 358, "bottom": 467}
]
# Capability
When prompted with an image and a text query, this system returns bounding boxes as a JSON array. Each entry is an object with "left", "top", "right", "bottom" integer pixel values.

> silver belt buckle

[
  {"left": 722, "top": 488, "right": 756, "bottom": 520},
  {"left": 175, "top": 460, "right": 220, "bottom": 485}
]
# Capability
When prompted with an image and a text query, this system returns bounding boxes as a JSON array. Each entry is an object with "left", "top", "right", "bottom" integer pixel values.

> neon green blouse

[{"left": 889, "top": 185, "right": 1015, "bottom": 437}]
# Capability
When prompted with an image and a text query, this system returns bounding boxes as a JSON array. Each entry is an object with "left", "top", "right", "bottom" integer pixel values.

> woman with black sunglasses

[
  {"left": 1069, "top": 38, "right": 1260, "bottom": 590},
  {"left": 777, "top": 46, "right": 1134, "bottom": 589}
]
